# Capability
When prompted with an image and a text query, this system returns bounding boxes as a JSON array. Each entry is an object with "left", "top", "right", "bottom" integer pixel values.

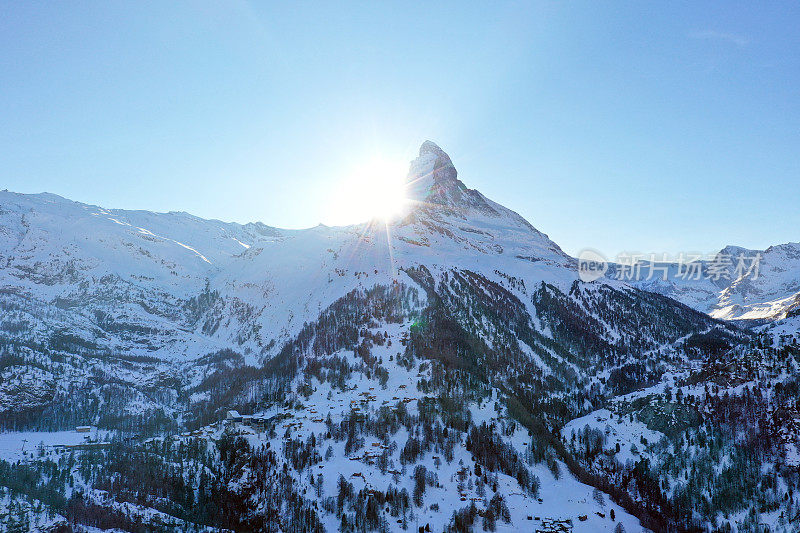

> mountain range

[{"left": 1, "top": 142, "right": 798, "bottom": 533}]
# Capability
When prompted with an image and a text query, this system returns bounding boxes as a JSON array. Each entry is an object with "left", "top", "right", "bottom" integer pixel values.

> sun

[{"left": 326, "top": 156, "right": 410, "bottom": 225}]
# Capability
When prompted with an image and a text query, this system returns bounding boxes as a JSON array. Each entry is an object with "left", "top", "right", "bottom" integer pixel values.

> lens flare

[{"left": 327, "top": 156, "right": 409, "bottom": 225}]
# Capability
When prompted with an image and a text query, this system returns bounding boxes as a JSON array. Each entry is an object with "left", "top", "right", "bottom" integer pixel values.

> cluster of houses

[
  {"left": 347, "top": 441, "right": 392, "bottom": 466},
  {"left": 535, "top": 517, "right": 574, "bottom": 533},
  {"left": 308, "top": 408, "right": 324, "bottom": 423},
  {"left": 225, "top": 410, "right": 270, "bottom": 430}
]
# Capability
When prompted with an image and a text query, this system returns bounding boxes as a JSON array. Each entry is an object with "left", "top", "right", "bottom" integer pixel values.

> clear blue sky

[{"left": 2, "top": 2, "right": 798, "bottom": 258}]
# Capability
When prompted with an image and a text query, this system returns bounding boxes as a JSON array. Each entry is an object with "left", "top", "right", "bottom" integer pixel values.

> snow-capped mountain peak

[
  {"left": 407, "top": 140, "right": 497, "bottom": 216},
  {"left": 395, "top": 142, "right": 571, "bottom": 271}
]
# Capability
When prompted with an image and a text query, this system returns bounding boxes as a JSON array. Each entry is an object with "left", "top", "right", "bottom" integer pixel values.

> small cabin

[
  {"left": 75, "top": 426, "right": 91, "bottom": 433},
  {"left": 226, "top": 410, "right": 243, "bottom": 422}
]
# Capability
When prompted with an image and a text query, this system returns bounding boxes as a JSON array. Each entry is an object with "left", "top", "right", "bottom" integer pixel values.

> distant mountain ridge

[{"left": 621, "top": 242, "right": 800, "bottom": 321}]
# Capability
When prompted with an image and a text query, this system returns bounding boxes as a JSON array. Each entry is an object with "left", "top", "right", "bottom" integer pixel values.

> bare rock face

[
  {"left": 407, "top": 141, "right": 496, "bottom": 216},
  {"left": 419, "top": 140, "right": 458, "bottom": 186}
]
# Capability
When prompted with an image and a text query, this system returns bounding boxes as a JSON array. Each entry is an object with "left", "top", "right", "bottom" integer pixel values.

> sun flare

[{"left": 327, "top": 156, "right": 410, "bottom": 225}]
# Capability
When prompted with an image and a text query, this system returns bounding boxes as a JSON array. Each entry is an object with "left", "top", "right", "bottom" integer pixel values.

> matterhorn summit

[
  {"left": 406, "top": 140, "right": 496, "bottom": 215},
  {"left": 394, "top": 141, "right": 572, "bottom": 272}
]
